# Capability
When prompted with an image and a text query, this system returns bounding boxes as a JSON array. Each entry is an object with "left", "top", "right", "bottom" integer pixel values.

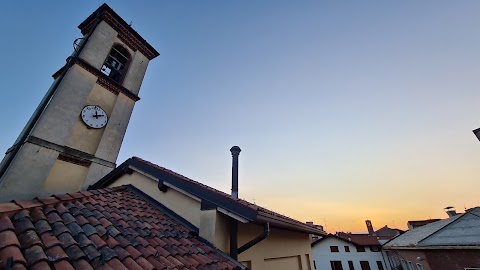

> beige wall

[
  {"left": 107, "top": 171, "right": 202, "bottom": 227},
  {"left": 238, "top": 223, "right": 313, "bottom": 270},
  {"left": 107, "top": 173, "right": 314, "bottom": 270},
  {"left": 44, "top": 160, "right": 88, "bottom": 193}
]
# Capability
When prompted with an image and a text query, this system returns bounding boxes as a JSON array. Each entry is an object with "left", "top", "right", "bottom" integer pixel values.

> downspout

[
  {"left": 229, "top": 146, "right": 241, "bottom": 260},
  {"left": 0, "top": 11, "right": 102, "bottom": 180},
  {"left": 238, "top": 222, "right": 270, "bottom": 254}
]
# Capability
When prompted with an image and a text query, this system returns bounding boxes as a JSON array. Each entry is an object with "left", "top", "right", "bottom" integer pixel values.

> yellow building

[{"left": 91, "top": 156, "right": 325, "bottom": 270}]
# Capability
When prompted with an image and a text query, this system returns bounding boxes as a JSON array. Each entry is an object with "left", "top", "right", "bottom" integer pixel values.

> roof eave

[{"left": 257, "top": 212, "right": 326, "bottom": 235}]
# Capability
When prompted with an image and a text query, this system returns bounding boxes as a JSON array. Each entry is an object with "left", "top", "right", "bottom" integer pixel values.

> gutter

[{"left": 0, "top": 10, "right": 102, "bottom": 181}]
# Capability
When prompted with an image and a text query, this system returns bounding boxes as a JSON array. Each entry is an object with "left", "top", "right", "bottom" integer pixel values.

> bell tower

[{"left": 0, "top": 4, "right": 159, "bottom": 201}]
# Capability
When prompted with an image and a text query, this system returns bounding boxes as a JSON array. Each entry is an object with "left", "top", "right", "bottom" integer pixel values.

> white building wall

[{"left": 312, "top": 237, "right": 390, "bottom": 270}]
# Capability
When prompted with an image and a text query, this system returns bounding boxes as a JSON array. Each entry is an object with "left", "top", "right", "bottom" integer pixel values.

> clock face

[{"left": 81, "top": 105, "right": 108, "bottom": 129}]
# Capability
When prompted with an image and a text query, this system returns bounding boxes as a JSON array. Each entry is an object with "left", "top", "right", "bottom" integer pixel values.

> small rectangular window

[
  {"left": 330, "top": 246, "right": 339, "bottom": 252},
  {"left": 330, "top": 261, "right": 344, "bottom": 270},
  {"left": 344, "top": 246, "right": 350, "bottom": 252},
  {"left": 356, "top": 246, "right": 366, "bottom": 252},
  {"left": 370, "top": 246, "right": 380, "bottom": 252},
  {"left": 348, "top": 261, "right": 355, "bottom": 270},
  {"left": 376, "top": 261, "right": 384, "bottom": 270},
  {"left": 360, "top": 261, "right": 371, "bottom": 270}
]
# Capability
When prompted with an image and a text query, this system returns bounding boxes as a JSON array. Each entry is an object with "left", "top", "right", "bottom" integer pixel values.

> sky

[{"left": 1, "top": 1, "right": 480, "bottom": 233}]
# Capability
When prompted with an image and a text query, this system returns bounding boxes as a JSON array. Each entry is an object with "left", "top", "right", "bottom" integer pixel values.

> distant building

[
  {"left": 406, "top": 219, "right": 441, "bottom": 230},
  {"left": 383, "top": 207, "right": 480, "bottom": 270},
  {"left": 311, "top": 220, "right": 401, "bottom": 270},
  {"left": 311, "top": 234, "right": 388, "bottom": 270}
]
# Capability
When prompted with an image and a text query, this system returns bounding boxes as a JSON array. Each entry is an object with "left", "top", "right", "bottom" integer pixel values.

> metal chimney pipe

[{"left": 230, "top": 146, "right": 241, "bottom": 198}]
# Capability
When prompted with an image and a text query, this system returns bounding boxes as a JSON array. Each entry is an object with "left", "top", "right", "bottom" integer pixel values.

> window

[
  {"left": 376, "top": 261, "right": 384, "bottom": 270},
  {"left": 416, "top": 263, "right": 424, "bottom": 270},
  {"left": 370, "top": 246, "right": 380, "bottom": 252},
  {"left": 360, "top": 261, "right": 371, "bottom": 270},
  {"left": 356, "top": 246, "right": 366, "bottom": 252},
  {"left": 344, "top": 246, "right": 350, "bottom": 252},
  {"left": 330, "top": 246, "right": 339, "bottom": 252},
  {"left": 348, "top": 261, "right": 355, "bottom": 270},
  {"left": 330, "top": 261, "right": 344, "bottom": 270},
  {"left": 101, "top": 44, "right": 130, "bottom": 83}
]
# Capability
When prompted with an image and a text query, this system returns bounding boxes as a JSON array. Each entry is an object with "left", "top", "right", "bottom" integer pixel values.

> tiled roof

[
  {"left": 407, "top": 219, "right": 441, "bottom": 228},
  {"left": 374, "top": 226, "right": 403, "bottom": 238},
  {"left": 336, "top": 233, "right": 380, "bottom": 246},
  {"left": 92, "top": 157, "right": 324, "bottom": 235},
  {"left": 383, "top": 209, "right": 480, "bottom": 248},
  {"left": 0, "top": 186, "right": 242, "bottom": 270}
]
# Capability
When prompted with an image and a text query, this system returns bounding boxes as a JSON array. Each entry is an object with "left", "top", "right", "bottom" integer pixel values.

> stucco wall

[
  {"left": 312, "top": 237, "right": 389, "bottom": 270},
  {"left": 107, "top": 171, "right": 202, "bottom": 227},
  {"left": 237, "top": 222, "right": 313, "bottom": 270}
]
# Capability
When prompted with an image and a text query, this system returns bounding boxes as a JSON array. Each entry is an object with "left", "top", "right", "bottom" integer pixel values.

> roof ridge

[
  {"left": 131, "top": 157, "right": 259, "bottom": 207},
  {"left": 0, "top": 186, "right": 126, "bottom": 217},
  {"left": 131, "top": 157, "right": 309, "bottom": 224}
]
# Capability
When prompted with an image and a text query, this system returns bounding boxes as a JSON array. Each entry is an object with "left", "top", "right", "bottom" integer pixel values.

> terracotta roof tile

[
  {"left": 0, "top": 230, "right": 20, "bottom": 249},
  {"left": 0, "top": 203, "right": 22, "bottom": 216},
  {"left": 0, "top": 186, "right": 242, "bottom": 270},
  {"left": 29, "top": 260, "right": 50, "bottom": 270},
  {"left": 13, "top": 199, "right": 43, "bottom": 209},
  {"left": 39, "top": 232, "right": 60, "bottom": 248},
  {"left": 53, "top": 260, "right": 76, "bottom": 270},
  {"left": 0, "top": 245, "right": 26, "bottom": 268},
  {"left": 121, "top": 256, "right": 143, "bottom": 270},
  {"left": 18, "top": 230, "right": 42, "bottom": 249},
  {"left": 72, "top": 259, "right": 94, "bottom": 270},
  {"left": 0, "top": 215, "right": 15, "bottom": 231},
  {"left": 24, "top": 245, "right": 47, "bottom": 265},
  {"left": 35, "top": 196, "right": 60, "bottom": 205},
  {"left": 45, "top": 245, "right": 68, "bottom": 262}
]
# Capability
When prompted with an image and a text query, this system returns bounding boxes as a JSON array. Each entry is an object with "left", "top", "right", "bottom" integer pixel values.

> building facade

[
  {"left": 383, "top": 207, "right": 480, "bottom": 270},
  {"left": 311, "top": 234, "right": 389, "bottom": 270}
]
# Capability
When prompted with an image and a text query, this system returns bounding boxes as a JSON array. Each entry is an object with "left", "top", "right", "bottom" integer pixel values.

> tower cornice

[
  {"left": 78, "top": 3, "right": 160, "bottom": 60},
  {"left": 52, "top": 57, "right": 141, "bottom": 102}
]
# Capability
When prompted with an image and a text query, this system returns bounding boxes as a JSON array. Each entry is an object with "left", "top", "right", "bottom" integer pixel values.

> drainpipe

[
  {"left": 229, "top": 146, "right": 241, "bottom": 260},
  {"left": 238, "top": 222, "right": 270, "bottom": 254},
  {"left": 0, "top": 10, "right": 102, "bottom": 180}
]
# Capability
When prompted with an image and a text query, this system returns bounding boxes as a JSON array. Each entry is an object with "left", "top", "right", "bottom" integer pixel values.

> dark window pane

[
  {"left": 348, "top": 261, "right": 355, "bottom": 270},
  {"left": 360, "top": 261, "right": 371, "bottom": 270},
  {"left": 344, "top": 246, "right": 350, "bottom": 252},
  {"left": 356, "top": 246, "right": 366, "bottom": 252},
  {"left": 330, "top": 246, "right": 339, "bottom": 252},
  {"left": 330, "top": 261, "right": 344, "bottom": 270},
  {"left": 376, "top": 261, "right": 384, "bottom": 270}
]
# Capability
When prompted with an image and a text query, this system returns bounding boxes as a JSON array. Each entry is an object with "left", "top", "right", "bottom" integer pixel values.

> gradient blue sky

[{"left": 1, "top": 1, "right": 480, "bottom": 232}]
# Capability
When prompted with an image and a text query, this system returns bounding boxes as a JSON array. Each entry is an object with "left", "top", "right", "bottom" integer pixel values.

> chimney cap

[{"left": 230, "top": 146, "right": 241, "bottom": 155}]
